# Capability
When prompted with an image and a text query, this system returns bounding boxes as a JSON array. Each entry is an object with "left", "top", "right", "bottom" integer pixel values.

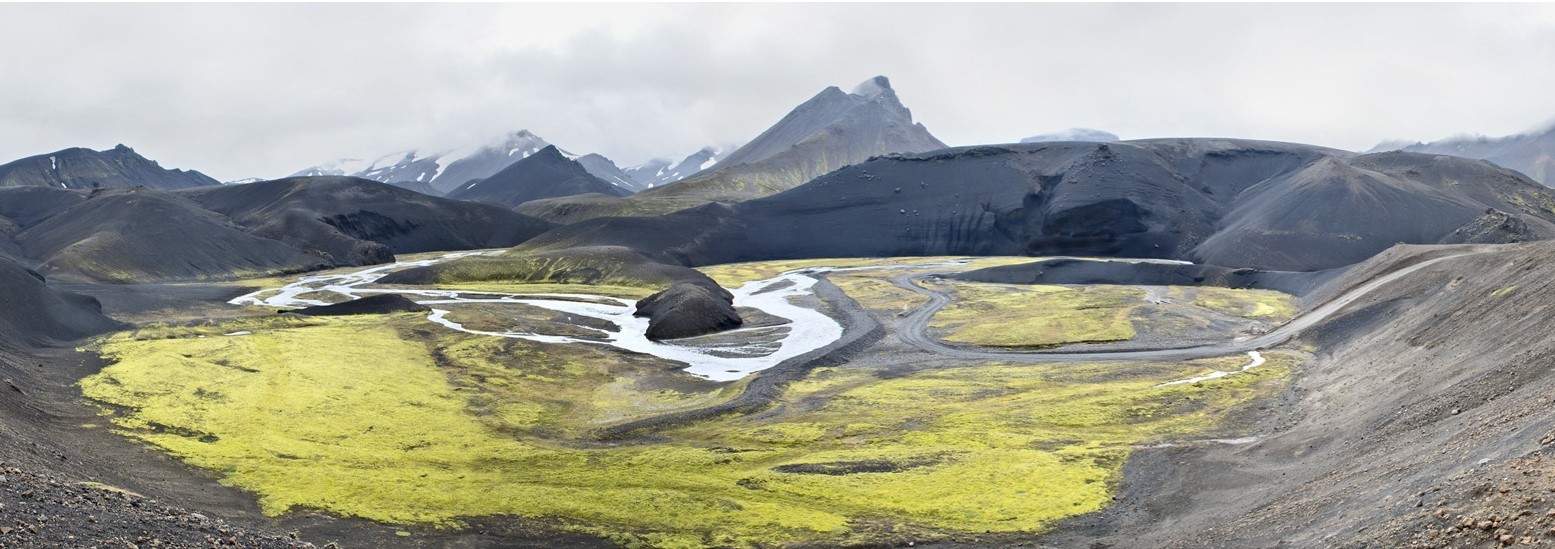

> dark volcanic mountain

[
  {"left": 518, "top": 76, "right": 947, "bottom": 223},
  {"left": 518, "top": 139, "right": 1555, "bottom": 272},
  {"left": 446, "top": 145, "right": 629, "bottom": 208},
  {"left": 0, "top": 145, "right": 218, "bottom": 190},
  {"left": 1376, "top": 125, "right": 1555, "bottom": 186},
  {"left": 183, "top": 176, "right": 556, "bottom": 265},
  {"left": 12, "top": 187, "right": 325, "bottom": 283},
  {"left": 0, "top": 177, "right": 555, "bottom": 283}
]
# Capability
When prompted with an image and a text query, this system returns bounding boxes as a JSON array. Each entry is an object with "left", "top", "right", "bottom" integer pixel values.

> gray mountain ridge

[
  {"left": 0, "top": 145, "right": 218, "bottom": 191},
  {"left": 1371, "top": 123, "right": 1555, "bottom": 186}
]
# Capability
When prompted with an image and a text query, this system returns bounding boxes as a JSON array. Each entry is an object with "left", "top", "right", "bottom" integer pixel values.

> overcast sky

[{"left": 2, "top": 3, "right": 1553, "bottom": 181}]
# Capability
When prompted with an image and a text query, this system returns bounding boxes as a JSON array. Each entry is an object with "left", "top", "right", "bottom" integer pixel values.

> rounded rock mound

[
  {"left": 634, "top": 283, "right": 742, "bottom": 340},
  {"left": 289, "top": 294, "right": 430, "bottom": 317}
]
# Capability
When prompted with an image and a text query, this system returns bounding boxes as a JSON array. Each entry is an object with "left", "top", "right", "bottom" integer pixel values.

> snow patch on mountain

[
  {"left": 623, "top": 146, "right": 733, "bottom": 189},
  {"left": 292, "top": 130, "right": 552, "bottom": 194}
]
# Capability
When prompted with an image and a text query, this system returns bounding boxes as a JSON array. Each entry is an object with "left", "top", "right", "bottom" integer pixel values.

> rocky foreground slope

[
  {"left": 0, "top": 463, "right": 312, "bottom": 548},
  {"left": 1036, "top": 242, "right": 1555, "bottom": 547}
]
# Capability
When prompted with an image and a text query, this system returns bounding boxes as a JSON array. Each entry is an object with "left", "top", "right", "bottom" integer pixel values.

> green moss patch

[
  {"left": 930, "top": 283, "right": 1143, "bottom": 348},
  {"left": 1188, "top": 287, "right": 1298, "bottom": 321}
]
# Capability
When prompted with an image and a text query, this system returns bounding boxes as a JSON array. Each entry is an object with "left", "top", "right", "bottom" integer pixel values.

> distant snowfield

[{"left": 228, "top": 251, "right": 848, "bottom": 381}]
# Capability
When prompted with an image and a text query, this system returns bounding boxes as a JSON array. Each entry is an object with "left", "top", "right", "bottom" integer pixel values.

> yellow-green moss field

[
  {"left": 82, "top": 312, "right": 1296, "bottom": 548},
  {"left": 928, "top": 282, "right": 1299, "bottom": 348}
]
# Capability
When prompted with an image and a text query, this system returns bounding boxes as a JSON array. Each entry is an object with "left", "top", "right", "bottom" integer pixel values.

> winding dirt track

[{"left": 888, "top": 249, "right": 1493, "bottom": 363}]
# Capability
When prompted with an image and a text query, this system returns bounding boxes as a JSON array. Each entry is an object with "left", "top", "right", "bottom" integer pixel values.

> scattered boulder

[
  {"left": 634, "top": 283, "right": 741, "bottom": 340},
  {"left": 289, "top": 294, "right": 429, "bottom": 317}
]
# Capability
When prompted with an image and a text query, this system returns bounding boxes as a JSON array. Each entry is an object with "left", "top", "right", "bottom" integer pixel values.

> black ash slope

[
  {"left": 11, "top": 187, "right": 326, "bottom": 283},
  {"left": 0, "top": 257, "right": 120, "bottom": 348}
]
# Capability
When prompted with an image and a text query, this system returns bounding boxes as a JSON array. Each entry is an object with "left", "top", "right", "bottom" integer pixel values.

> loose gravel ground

[{"left": 0, "top": 462, "right": 313, "bottom": 549}]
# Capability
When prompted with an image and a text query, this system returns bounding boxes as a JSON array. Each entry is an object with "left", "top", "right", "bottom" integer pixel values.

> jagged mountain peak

[{"left": 850, "top": 75, "right": 892, "bottom": 99}]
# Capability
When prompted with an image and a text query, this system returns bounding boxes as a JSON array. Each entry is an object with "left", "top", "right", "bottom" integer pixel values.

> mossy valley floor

[{"left": 81, "top": 256, "right": 1303, "bottom": 548}]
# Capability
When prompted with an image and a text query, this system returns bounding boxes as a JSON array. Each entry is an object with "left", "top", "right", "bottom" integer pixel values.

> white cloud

[{"left": 0, "top": 3, "right": 1551, "bottom": 180}]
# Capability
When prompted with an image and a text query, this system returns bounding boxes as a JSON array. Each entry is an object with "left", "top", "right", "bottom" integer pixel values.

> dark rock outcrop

[
  {"left": 634, "top": 283, "right": 741, "bottom": 340},
  {"left": 290, "top": 294, "right": 429, "bottom": 317}
]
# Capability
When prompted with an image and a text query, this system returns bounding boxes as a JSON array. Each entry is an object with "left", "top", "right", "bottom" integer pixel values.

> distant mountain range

[
  {"left": 291, "top": 130, "right": 725, "bottom": 196},
  {"left": 292, "top": 130, "right": 554, "bottom": 195},
  {"left": 519, "top": 139, "right": 1555, "bottom": 272},
  {"left": 0, "top": 145, "right": 218, "bottom": 190},
  {"left": 621, "top": 146, "right": 731, "bottom": 189},
  {"left": 518, "top": 76, "right": 948, "bottom": 223},
  {"left": 1371, "top": 124, "right": 1555, "bottom": 187}
]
